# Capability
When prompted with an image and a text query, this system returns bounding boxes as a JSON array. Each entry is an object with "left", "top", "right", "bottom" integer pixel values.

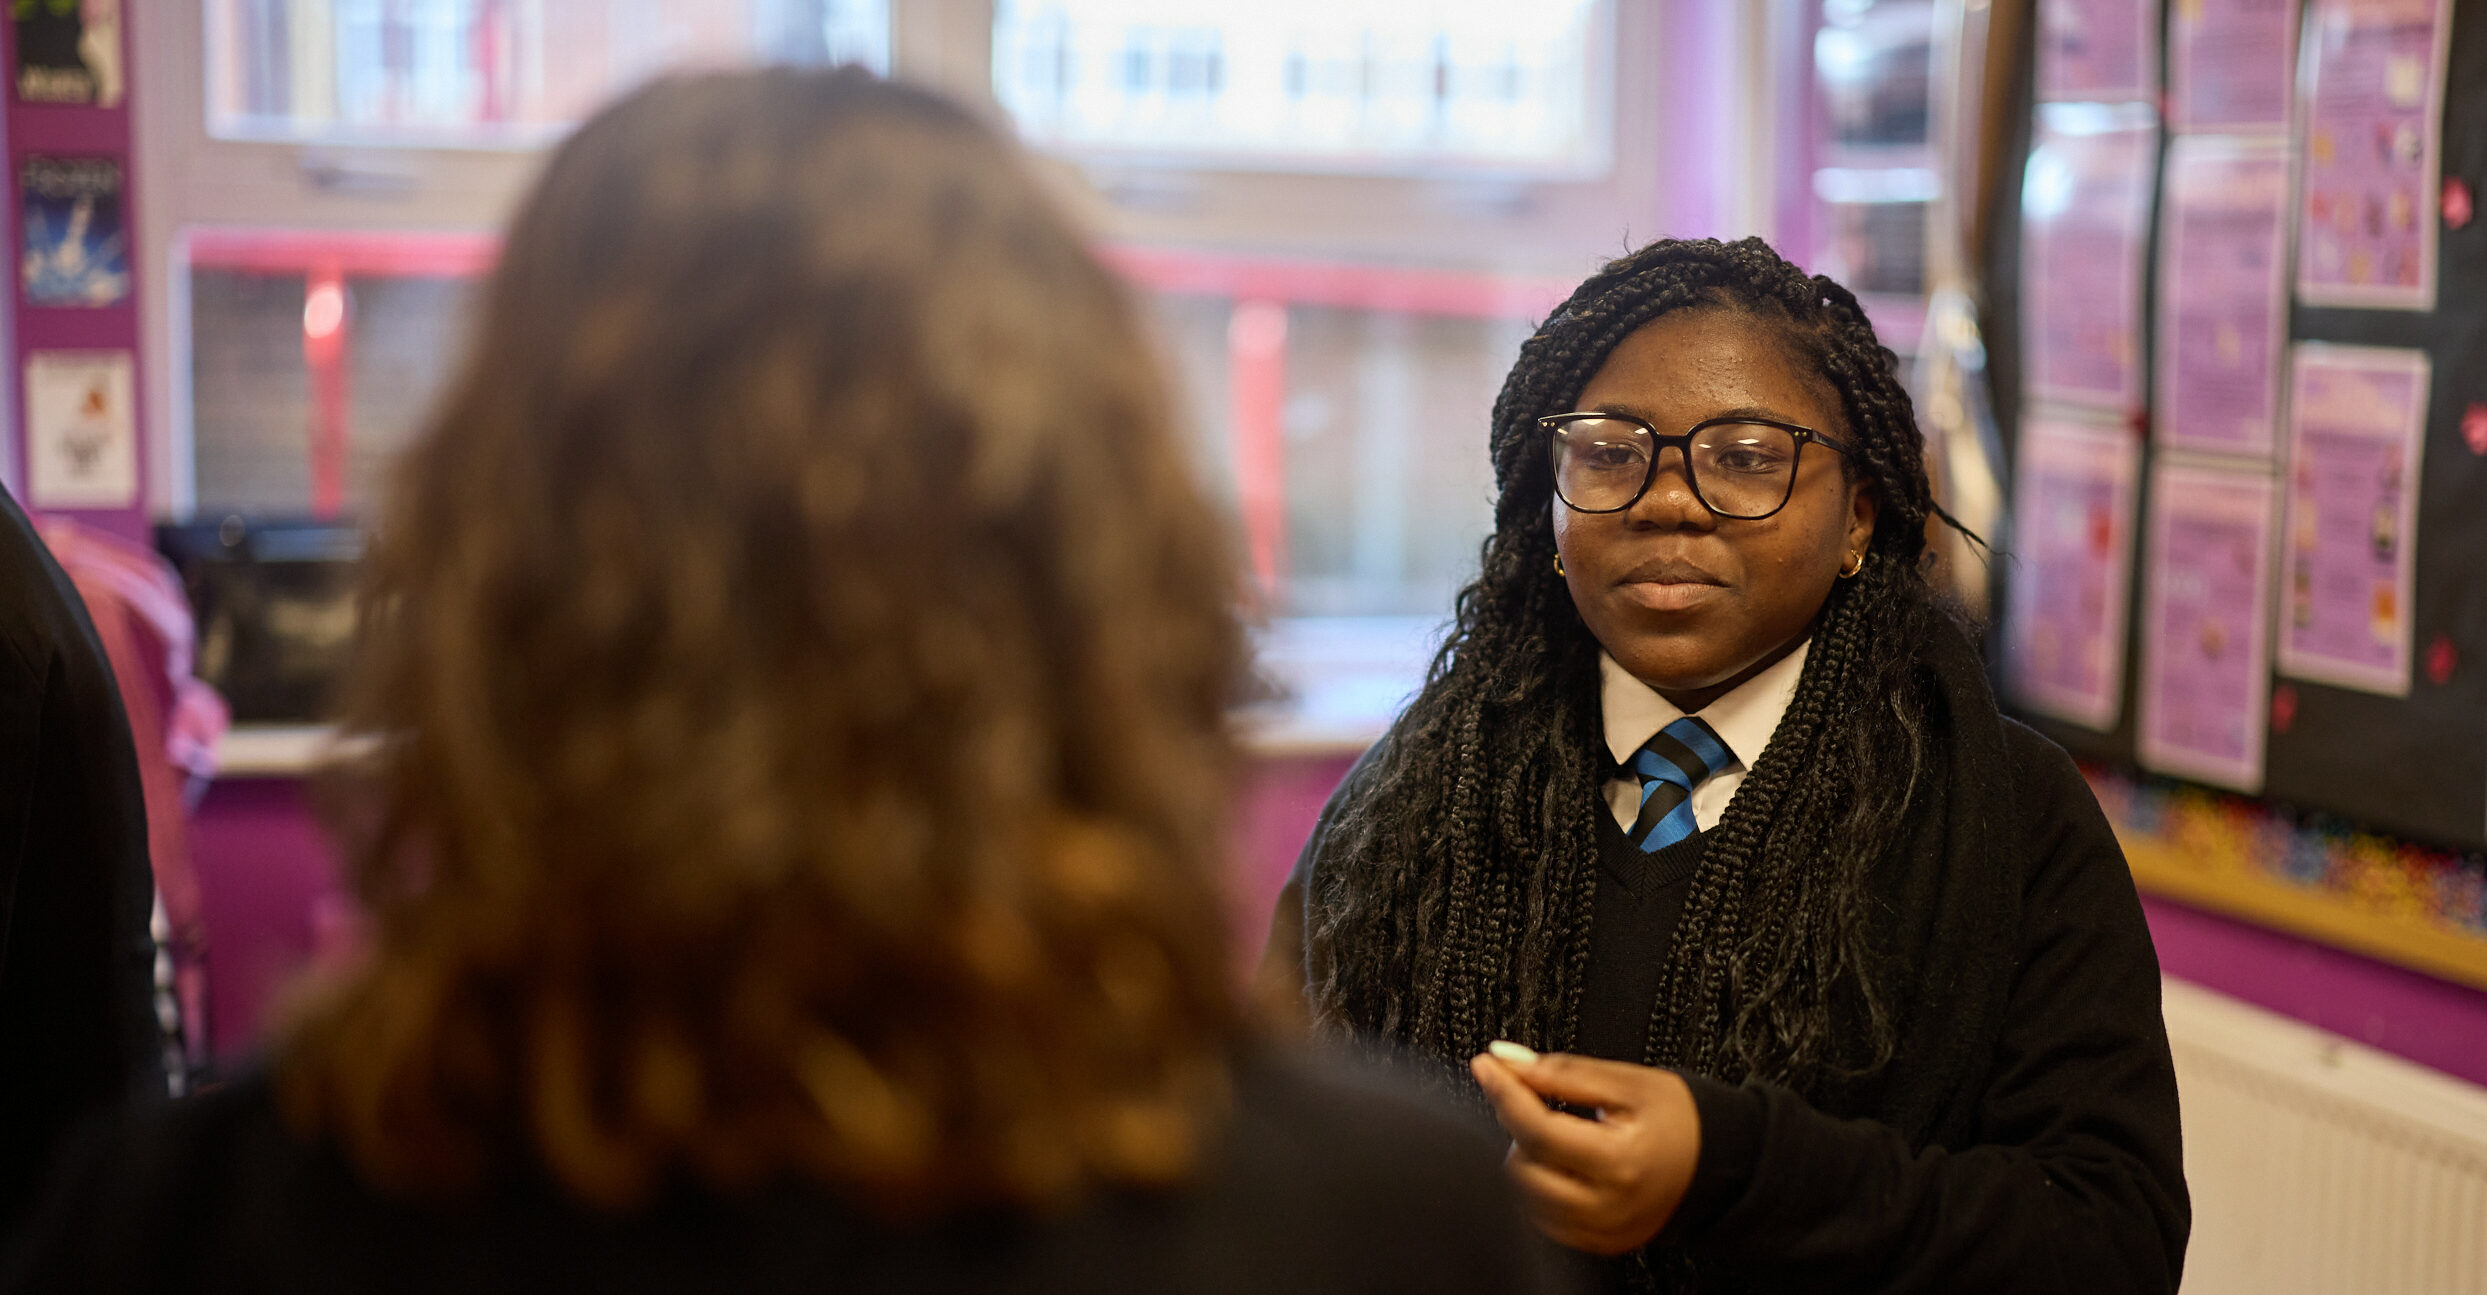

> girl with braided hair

[{"left": 1259, "top": 237, "right": 2187, "bottom": 1293}]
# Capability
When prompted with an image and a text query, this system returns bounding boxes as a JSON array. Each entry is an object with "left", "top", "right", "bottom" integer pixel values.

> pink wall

[
  {"left": 188, "top": 779, "right": 346, "bottom": 1060},
  {"left": 1227, "top": 752, "right": 1363, "bottom": 974},
  {"left": 2143, "top": 896, "right": 2487, "bottom": 1086}
]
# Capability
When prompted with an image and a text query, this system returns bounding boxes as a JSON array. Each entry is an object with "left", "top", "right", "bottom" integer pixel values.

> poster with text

[
  {"left": 13, "top": 0, "right": 121, "bottom": 107},
  {"left": 2038, "top": 0, "right": 2160, "bottom": 102},
  {"left": 19, "top": 155, "right": 126, "bottom": 307},
  {"left": 25, "top": 349, "right": 135, "bottom": 510},
  {"left": 2170, "top": 0, "right": 2298, "bottom": 131},
  {"left": 2021, "top": 104, "right": 2157, "bottom": 413},
  {"left": 2296, "top": 0, "right": 2450, "bottom": 309},
  {"left": 2006, "top": 415, "right": 2143, "bottom": 730},
  {"left": 2138, "top": 462, "right": 2277, "bottom": 792},
  {"left": 2156, "top": 137, "right": 2291, "bottom": 459},
  {"left": 2278, "top": 344, "right": 2426, "bottom": 695}
]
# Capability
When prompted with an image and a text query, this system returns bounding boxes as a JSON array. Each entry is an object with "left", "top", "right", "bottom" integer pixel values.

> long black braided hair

[{"left": 1303, "top": 236, "right": 1972, "bottom": 1097}]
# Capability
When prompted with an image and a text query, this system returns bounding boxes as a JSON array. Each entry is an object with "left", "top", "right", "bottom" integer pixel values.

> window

[
  {"left": 205, "top": 0, "right": 889, "bottom": 148},
  {"left": 992, "top": 0, "right": 1610, "bottom": 175},
  {"left": 179, "top": 231, "right": 1560, "bottom": 626},
  {"left": 1108, "top": 250, "right": 1561, "bottom": 616},
  {"left": 183, "top": 230, "right": 491, "bottom": 518},
  {"left": 156, "top": 2, "right": 894, "bottom": 521},
  {"left": 151, "top": 0, "right": 1738, "bottom": 665},
  {"left": 1807, "top": 0, "right": 1937, "bottom": 347}
]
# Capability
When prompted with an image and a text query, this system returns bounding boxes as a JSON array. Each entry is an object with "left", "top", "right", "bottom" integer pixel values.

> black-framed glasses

[{"left": 1540, "top": 412, "right": 1854, "bottom": 520}]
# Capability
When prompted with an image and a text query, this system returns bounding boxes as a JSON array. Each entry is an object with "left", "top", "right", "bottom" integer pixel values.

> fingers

[
  {"left": 1507, "top": 1159, "right": 1652, "bottom": 1257},
  {"left": 1469, "top": 1051, "right": 1557, "bottom": 1134},
  {"left": 1496, "top": 1048, "right": 1657, "bottom": 1112},
  {"left": 1470, "top": 1053, "right": 1615, "bottom": 1178},
  {"left": 1507, "top": 1156, "right": 1600, "bottom": 1215},
  {"left": 1473, "top": 1046, "right": 1703, "bottom": 1260}
]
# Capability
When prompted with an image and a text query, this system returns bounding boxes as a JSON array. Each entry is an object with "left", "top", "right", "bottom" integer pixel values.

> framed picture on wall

[
  {"left": 12, "top": 0, "right": 122, "bottom": 108},
  {"left": 19, "top": 154, "right": 128, "bottom": 308}
]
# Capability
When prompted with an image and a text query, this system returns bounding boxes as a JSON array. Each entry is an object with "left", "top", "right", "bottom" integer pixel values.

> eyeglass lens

[{"left": 1549, "top": 418, "right": 1802, "bottom": 517}]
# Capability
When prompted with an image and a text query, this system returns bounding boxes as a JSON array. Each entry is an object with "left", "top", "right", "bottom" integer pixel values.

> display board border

[{"left": 2123, "top": 836, "right": 2487, "bottom": 992}]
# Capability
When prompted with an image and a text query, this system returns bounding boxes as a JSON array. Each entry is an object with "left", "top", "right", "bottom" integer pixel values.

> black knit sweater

[{"left": 1263, "top": 622, "right": 2190, "bottom": 1293}]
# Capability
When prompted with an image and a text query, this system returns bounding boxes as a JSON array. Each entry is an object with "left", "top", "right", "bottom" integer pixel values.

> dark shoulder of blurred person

[
  {"left": 0, "top": 485, "right": 160, "bottom": 1231},
  {"left": 0, "top": 1052, "right": 1572, "bottom": 1295}
]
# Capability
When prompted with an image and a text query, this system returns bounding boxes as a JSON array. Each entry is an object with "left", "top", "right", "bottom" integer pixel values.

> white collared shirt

[{"left": 1599, "top": 639, "right": 1809, "bottom": 833}]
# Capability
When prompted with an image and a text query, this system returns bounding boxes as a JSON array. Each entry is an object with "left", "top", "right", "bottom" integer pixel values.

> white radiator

[{"left": 2164, "top": 978, "right": 2487, "bottom": 1294}]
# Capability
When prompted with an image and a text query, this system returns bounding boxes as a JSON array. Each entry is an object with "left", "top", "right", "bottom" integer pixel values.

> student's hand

[{"left": 1469, "top": 1043, "right": 1701, "bottom": 1256}]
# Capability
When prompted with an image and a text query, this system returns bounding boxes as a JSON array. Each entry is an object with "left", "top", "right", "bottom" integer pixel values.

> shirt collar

[{"left": 1599, "top": 639, "right": 1810, "bottom": 773}]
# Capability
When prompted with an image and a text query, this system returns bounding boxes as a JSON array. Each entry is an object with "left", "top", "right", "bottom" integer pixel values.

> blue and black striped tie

[{"left": 1626, "top": 716, "right": 1731, "bottom": 853}]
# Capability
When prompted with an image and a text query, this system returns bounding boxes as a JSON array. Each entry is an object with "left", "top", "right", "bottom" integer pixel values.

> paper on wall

[
  {"left": 2138, "top": 461, "right": 2279, "bottom": 792},
  {"left": 2006, "top": 413, "right": 2144, "bottom": 730},
  {"left": 2277, "top": 342, "right": 2428, "bottom": 696},
  {"left": 25, "top": 348, "right": 136, "bottom": 510}
]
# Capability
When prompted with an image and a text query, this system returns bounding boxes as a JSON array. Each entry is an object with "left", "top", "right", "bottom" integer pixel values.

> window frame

[{"left": 141, "top": 0, "right": 1777, "bottom": 521}]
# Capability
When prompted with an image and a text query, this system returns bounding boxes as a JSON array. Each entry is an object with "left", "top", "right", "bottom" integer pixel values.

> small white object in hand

[{"left": 1486, "top": 1040, "right": 1539, "bottom": 1066}]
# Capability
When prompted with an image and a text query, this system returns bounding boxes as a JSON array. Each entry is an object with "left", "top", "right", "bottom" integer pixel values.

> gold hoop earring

[
  {"left": 1838, "top": 550, "right": 1866, "bottom": 579},
  {"left": 1554, "top": 554, "right": 1567, "bottom": 578}
]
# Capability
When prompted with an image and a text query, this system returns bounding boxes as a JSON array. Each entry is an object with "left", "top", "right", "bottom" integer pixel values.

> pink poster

[
  {"left": 2296, "top": 0, "right": 2451, "bottom": 309},
  {"left": 2038, "top": 0, "right": 2160, "bottom": 102},
  {"left": 2138, "top": 463, "right": 2277, "bottom": 792},
  {"left": 2022, "top": 105, "right": 2157, "bottom": 413},
  {"left": 2278, "top": 344, "right": 2427, "bottom": 695},
  {"left": 2006, "top": 415, "right": 2142, "bottom": 730},
  {"left": 2156, "top": 138, "right": 2290, "bottom": 459},
  {"left": 2170, "top": 0, "right": 2299, "bottom": 131}
]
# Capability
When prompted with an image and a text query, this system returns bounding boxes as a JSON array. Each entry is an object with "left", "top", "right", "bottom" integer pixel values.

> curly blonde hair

[{"left": 284, "top": 68, "right": 1247, "bottom": 1215}]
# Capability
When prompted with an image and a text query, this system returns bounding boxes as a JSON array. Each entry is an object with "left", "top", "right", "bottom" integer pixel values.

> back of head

[{"left": 290, "top": 68, "right": 1246, "bottom": 1214}]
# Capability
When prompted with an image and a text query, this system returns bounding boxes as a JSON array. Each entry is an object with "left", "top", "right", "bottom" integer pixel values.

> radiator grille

[{"left": 2165, "top": 979, "right": 2487, "bottom": 1294}]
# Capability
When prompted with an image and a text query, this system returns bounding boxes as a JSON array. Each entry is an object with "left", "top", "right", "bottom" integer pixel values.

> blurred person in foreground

[
  {"left": 0, "top": 485, "right": 161, "bottom": 1233},
  {"left": 1, "top": 69, "right": 1557, "bottom": 1294}
]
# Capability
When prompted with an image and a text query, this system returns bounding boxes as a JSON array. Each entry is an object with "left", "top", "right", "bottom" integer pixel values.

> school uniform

[{"left": 1268, "top": 619, "right": 2188, "bottom": 1293}]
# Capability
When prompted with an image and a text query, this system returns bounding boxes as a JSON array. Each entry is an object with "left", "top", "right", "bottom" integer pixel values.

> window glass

[
  {"left": 189, "top": 266, "right": 316, "bottom": 515},
  {"left": 1809, "top": 0, "right": 1935, "bottom": 348},
  {"left": 188, "top": 261, "right": 473, "bottom": 517},
  {"left": 992, "top": 0, "right": 1609, "bottom": 175},
  {"left": 1814, "top": 0, "right": 1931, "bottom": 150},
  {"left": 186, "top": 240, "right": 1529, "bottom": 623},
  {"left": 1138, "top": 292, "right": 1519, "bottom": 616},
  {"left": 1273, "top": 307, "right": 1517, "bottom": 616},
  {"left": 204, "top": 0, "right": 889, "bottom": 147}
]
